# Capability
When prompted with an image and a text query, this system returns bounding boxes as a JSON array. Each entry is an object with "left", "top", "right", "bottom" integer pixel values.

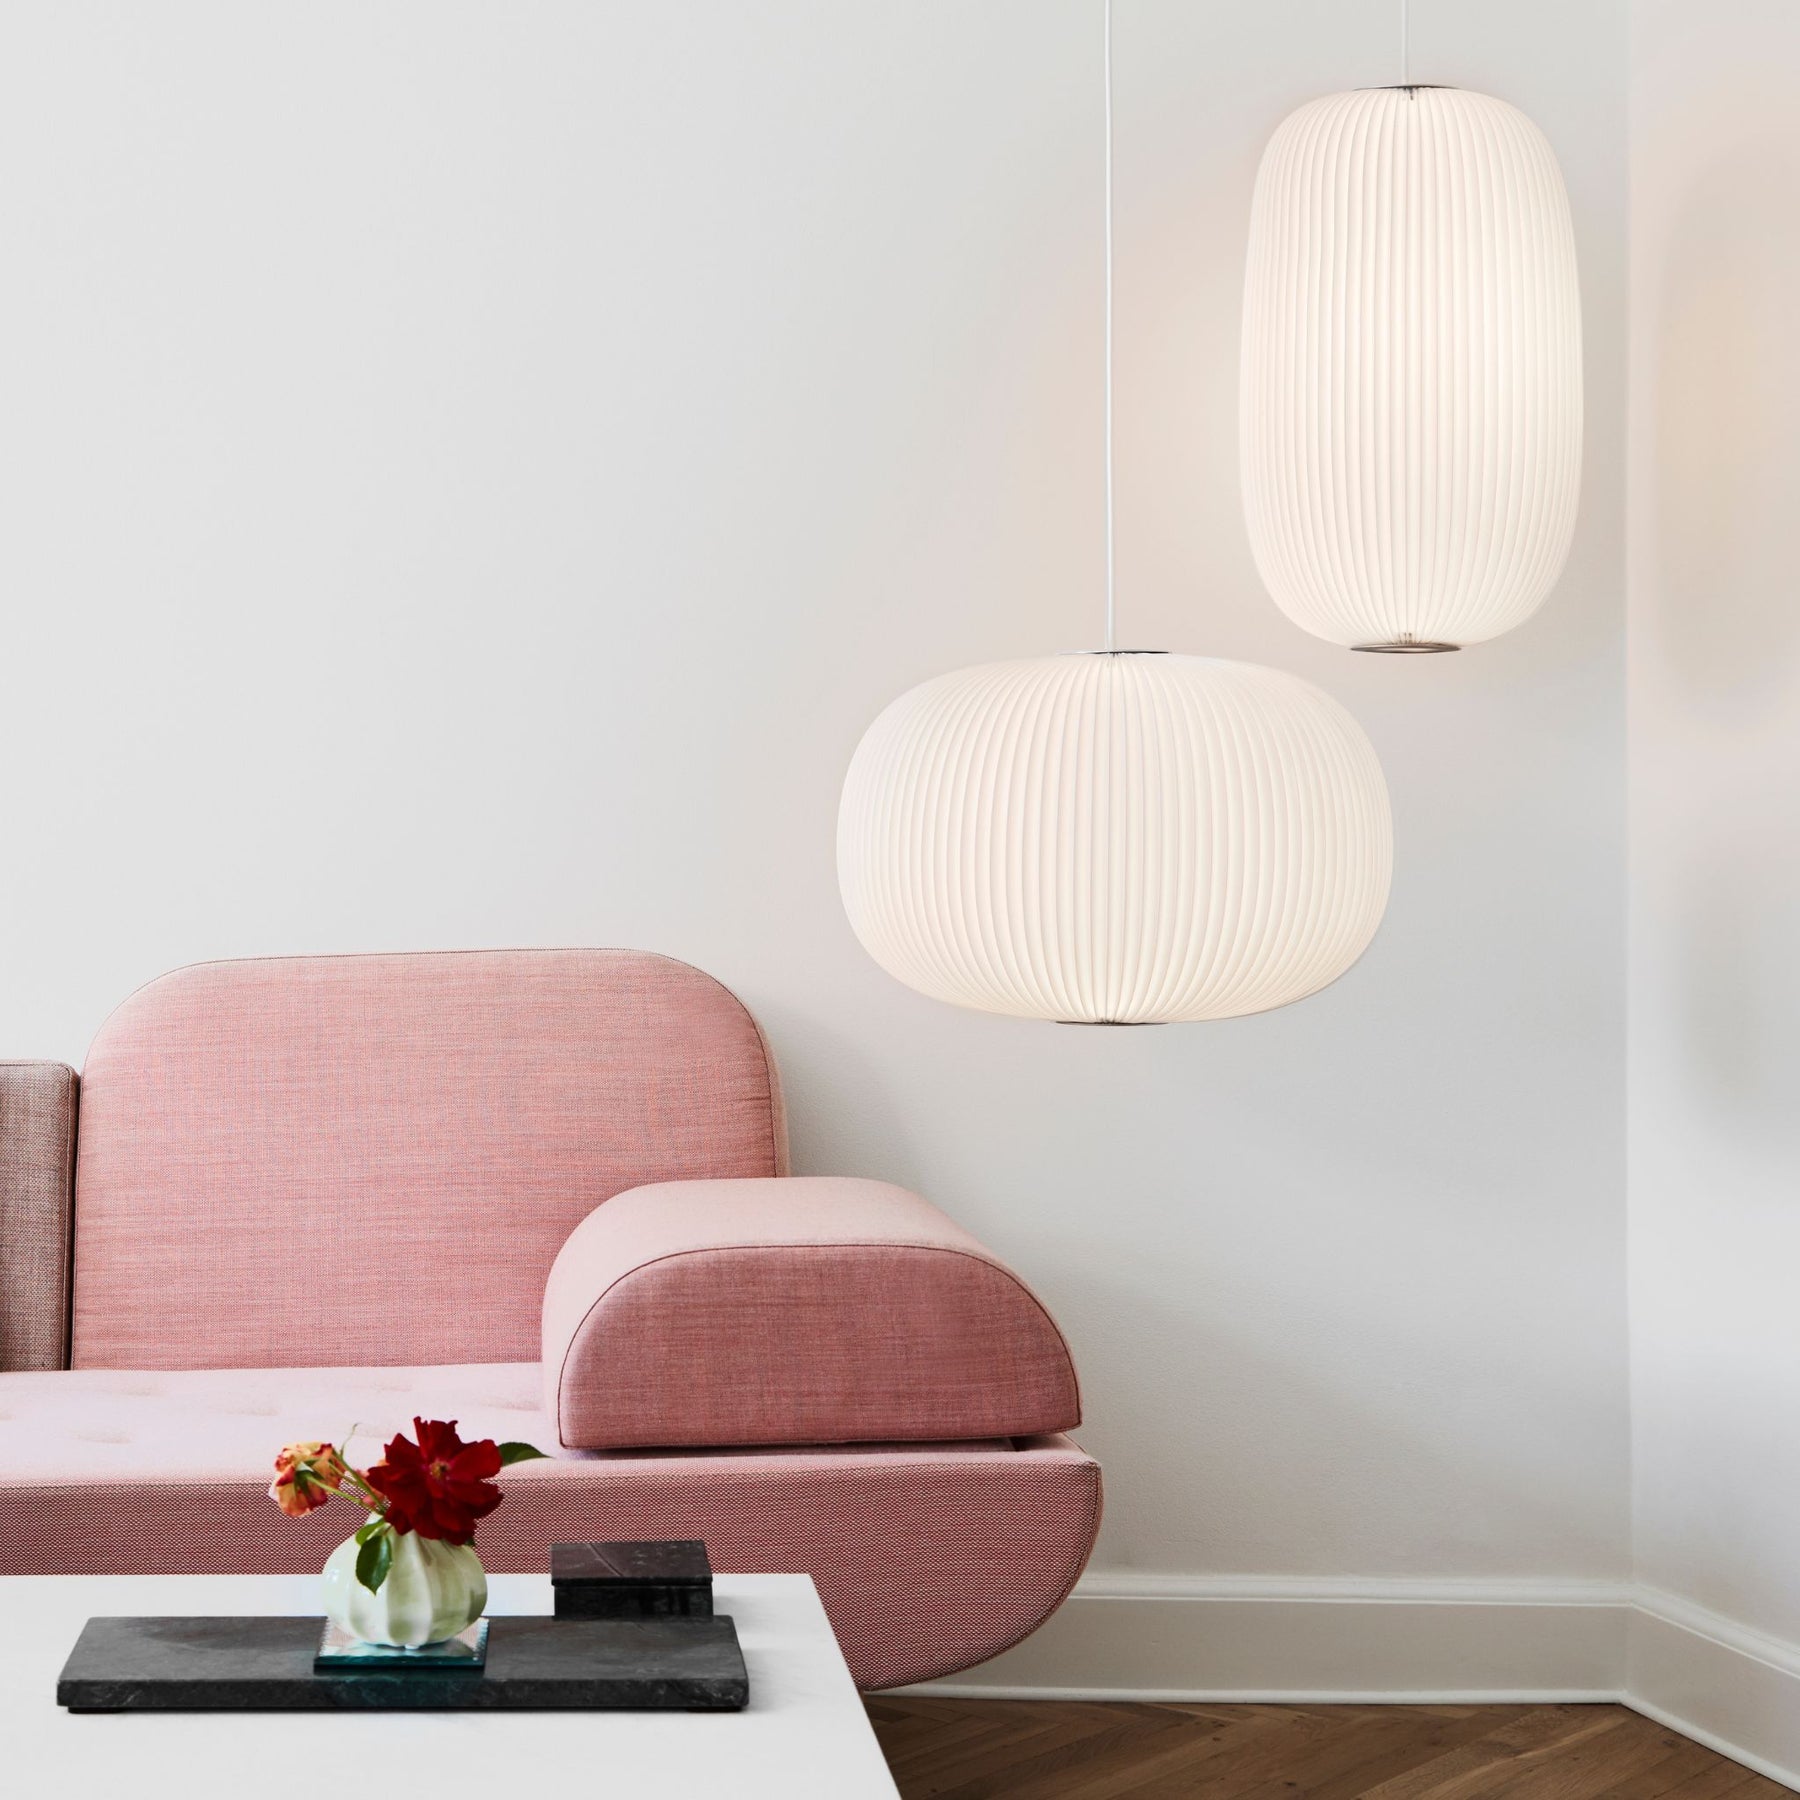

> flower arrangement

[{"left": 270, "top": 1418, "right": 544, "bottom": 1595}]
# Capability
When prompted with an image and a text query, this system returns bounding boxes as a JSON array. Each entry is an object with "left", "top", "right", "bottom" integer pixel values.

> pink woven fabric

[
  {"left": 544, "top": 1178, "right": 1081, "bottom": 1448},
  {"left": 0, "top": 1362, "right": 1101, "bottom": 1690},
  {"left": 71, "top": 952, "right": 787, "bottom": 1370}
]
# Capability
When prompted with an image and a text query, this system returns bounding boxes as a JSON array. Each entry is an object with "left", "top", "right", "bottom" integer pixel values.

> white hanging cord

[
  {"left": 1102, "top": 0, "right": 1116, "bottom": 651},
  {"left": 1400, "top": 0, "right": 1409, "bottom": 84}
]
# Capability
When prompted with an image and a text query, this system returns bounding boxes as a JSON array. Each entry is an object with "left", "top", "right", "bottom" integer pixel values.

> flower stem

[{"left": 332, "top": 1468, "right": 387, "bottom": 1518}]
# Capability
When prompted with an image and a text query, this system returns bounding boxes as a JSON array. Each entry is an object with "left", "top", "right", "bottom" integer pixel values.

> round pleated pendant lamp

[
  {"left": 1240, "top": 69, "right": 1582, "bottom": 651},
  {"left": 837, "top": 2, "right": 1393, "bottom": 1024},
  {"left": 839, "top": 653, "right": 1390, "bottom": 1023}
]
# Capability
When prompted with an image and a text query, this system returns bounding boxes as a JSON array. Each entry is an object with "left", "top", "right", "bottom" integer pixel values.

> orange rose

[{"left": 269, "top": 1440, "right": 345, "bottom": 1517}]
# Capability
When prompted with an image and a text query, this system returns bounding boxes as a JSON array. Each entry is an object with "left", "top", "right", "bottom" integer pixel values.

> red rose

[{"left": 365, "top": 1418, "right": 503, "bottom": 1544}]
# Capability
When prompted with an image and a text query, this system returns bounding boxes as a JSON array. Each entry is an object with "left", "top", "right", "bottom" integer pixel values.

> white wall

[
  {"left": 0, "top": 1, "right": 1628, "bottom": 1605},
  {"left": 1630, "top": 0, "right": 1800, "bottom": 1669}
]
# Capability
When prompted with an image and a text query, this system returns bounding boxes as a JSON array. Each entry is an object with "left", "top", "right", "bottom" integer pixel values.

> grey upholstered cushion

[{"left": 0, "top": 1062, "right": 78, "bottom": 1370}]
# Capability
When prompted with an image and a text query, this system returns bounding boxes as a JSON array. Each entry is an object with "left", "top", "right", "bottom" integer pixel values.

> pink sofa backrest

[{"left": 70, "top": 950, "right": 787, "bottom": 1370}]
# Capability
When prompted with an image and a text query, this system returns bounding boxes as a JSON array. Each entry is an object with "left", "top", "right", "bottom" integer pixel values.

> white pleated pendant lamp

[
  {"left": 1240, "top": 15, "right": 1582, "bottom": 651},
  {"left": 838, "top": 2, "right": 1393, "bottom": 1024}
]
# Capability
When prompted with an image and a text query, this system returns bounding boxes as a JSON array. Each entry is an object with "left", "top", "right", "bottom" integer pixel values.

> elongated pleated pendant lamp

[
  {"left": 1240, "top": 16, "right": 1582, "bottom": 651},
  {"left": 838, "top": 2, "right": 1393, "bottom": 1024}
]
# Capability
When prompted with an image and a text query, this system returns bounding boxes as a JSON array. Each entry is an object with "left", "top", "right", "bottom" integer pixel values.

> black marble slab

[
  {"left": 551, "top": 1539, "right": 714, "bottom": 1619},
  {"left": 58, "top": 1614, "right": 747, "bottom": 1712}
]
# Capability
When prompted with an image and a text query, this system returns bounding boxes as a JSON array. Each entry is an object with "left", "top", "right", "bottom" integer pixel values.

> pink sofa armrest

[{"left": 541, "top": 1177, "right": 1081, "bottom": 1450}]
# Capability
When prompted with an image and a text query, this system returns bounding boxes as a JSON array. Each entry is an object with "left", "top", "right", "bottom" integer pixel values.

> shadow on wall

[
  {"left": 1652, "top": 141, "right": 1800, "bottom": 715},
  {"left": 1670, "top": 850, "right": 1800, "bottom": 1137},
  {"left": 751, "top": 998, "right": 934, "bottom": 1194},
  {"left": 1652, "top": 142, "right": 1800, "bottom": 1140},
  {"left": 1067, "top": 1262, "right": 1622, "bottom": 1578}
]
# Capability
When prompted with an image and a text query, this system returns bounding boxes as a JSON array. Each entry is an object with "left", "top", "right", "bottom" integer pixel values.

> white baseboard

[
  {"left": 1630, "top": 1590, "right": 1800, "bottom": 1791},
  {"left": 895, "top": 1573, "right": 1800, "bottom": 1793}
]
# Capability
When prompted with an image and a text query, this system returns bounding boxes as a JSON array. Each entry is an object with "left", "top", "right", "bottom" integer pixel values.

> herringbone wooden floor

[{"left": 865, "top": 1699, "right": 1789, "bottom": 1798}]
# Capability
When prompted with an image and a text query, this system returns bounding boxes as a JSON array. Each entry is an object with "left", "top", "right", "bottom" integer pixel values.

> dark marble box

[
  {"left": 58, "top": 1614, "right": 747, "bottom": 1712},
  {"left": 551, "top": 1540, "right": 714, "bottom": 1619}
]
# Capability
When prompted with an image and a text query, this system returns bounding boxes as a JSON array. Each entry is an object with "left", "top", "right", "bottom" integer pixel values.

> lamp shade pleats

[
  {"left": 837, "top": 653, "right": 1392, "bottom": 1023},
  {"left": 1240, "top": 86, "right": 1583, "bottom": 650}
]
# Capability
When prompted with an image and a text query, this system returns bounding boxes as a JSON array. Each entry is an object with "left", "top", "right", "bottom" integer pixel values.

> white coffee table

[{"left": 0, "top": 1571, "right": 899, "bottom": 1798}]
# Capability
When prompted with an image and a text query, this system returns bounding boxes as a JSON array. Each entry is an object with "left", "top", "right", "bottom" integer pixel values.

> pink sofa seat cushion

[
  {"left": 542, "top": 1177, "right": 1082, "bottom": 1450},
  {"left": 0, "top": 1363, "right": 1100, "bottom": 1690},
  {"left": 71, "top": 951, "right": 787, "bottom": 1370}
]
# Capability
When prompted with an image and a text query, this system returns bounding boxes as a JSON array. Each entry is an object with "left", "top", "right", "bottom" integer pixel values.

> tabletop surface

[{"left": 0, "top": 1571, "right": 899, "bottom": 1798}]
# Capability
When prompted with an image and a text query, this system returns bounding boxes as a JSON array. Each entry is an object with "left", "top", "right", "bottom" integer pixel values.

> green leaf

[
  {"left": 354, "top": 1518, "right": 386, "bottom": 1546},
  {"left": 497, "top": 1442, "right": 549, "bottom": 1466},
  {"left": 355, "top": 1525, "right": 393, "bottom": 1594}
]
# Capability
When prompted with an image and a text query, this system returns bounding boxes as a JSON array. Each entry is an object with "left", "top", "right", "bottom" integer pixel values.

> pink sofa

[{"left": 0, "top": 949, "right": 1100, "bottom": 1689}]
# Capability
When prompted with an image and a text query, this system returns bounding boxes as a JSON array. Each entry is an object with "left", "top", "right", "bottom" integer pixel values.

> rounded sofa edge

[{"left": 850, "top": 1437, "right": 1104, "bottom": 1691}]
